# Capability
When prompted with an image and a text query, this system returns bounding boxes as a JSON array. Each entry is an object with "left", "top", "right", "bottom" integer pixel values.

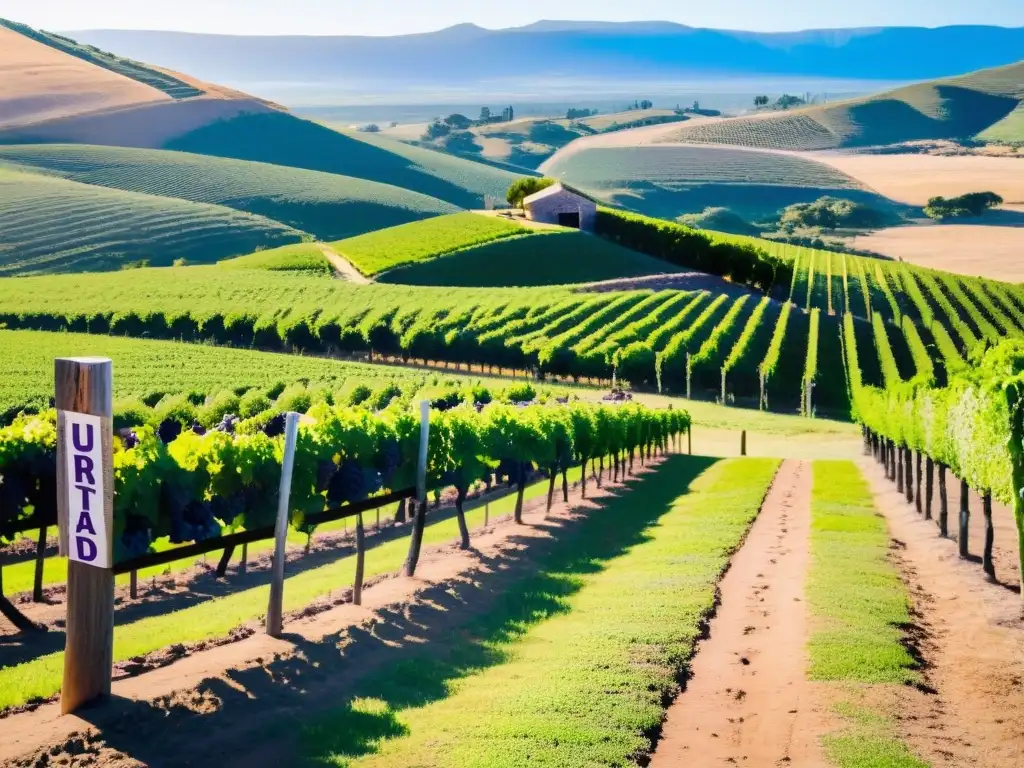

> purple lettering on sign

[
  {"left": 76, "top": 536, "right": 98, "bottom": 562},
  {"left": 75, "top": 511, "right": 97, "bottom": 536},
  {"left": 72, "top": 422, "right": 94, "bottom": 452},
  {"left": 75, "top": 484, "right": 96, "bottom": 511},
  {"left": 74, "top": 454, "right": 95, "bottom": 485},
  {"left": 63, "top": 411, "right": 108, "bottom": 569}
]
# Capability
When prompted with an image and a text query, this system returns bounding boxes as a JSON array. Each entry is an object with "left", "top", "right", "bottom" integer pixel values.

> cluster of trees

[
  {"left": 779, "top": 197, "right": 891, "bottom": 232},
  {"left": 628, "top": 100, "right": 654, "bottom": 110},
  {"left": 924, "top": 192, "right": 1003, "bottom": 220},
  {"left": 424, "top": 107, "right": 515, "bottom": 142},
  {"left": 753, "top": 94, "right": 807, "bottom": 110},
  {"left": 566, "top": 108, "right": 598, "bottom": 119}
]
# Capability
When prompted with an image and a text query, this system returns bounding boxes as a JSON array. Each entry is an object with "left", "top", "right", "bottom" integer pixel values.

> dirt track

[
  {"left": 861, "top": 460, "right": 1024, "bottom": 767},
  {"left": 651, "top": 459, "right": 831, "bottom": 767}
]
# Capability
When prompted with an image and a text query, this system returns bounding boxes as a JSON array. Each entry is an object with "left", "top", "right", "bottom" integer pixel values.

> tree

[
  {"left": 775, "top": 94, "right": 806, "bottom": 110},
  {"left": 506, "top": 177, "right": 556, "bottom": 208},
  {"left": 359, "top": 123, "right": 381, "bottom": 133},
  {"left": 444, "top": 113, "right": 472, "bottom": 130},
  {"left": 424, "top": 120, "right": 451, "bottom": 140},
  {"left": 924, "top": 192, "right": 1003, "bottom": 220},
  {"left": 754, "top": 95, "right": 770, "bottom": 107}
]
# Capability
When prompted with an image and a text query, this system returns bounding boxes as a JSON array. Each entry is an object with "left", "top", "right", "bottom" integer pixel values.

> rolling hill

[
  {"left": 0, "top": 144, "right": 459, "bottom": 241},
  {"left": 0, "top": 167, "right": 303, "bottom": 274},
  {"left": 0, "top": 20, "right": 280, "bottom": 148},
  {"left": 166, "top": 112, "right": 521, "bottom": 209},
  {"left": 659, "top": 60, "right": 1024, "bottom": 150},
  {"left": 541, "top": 144, "right": 892, "bottom": 220}
]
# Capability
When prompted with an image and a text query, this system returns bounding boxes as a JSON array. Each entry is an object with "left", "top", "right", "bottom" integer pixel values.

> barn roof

[{"left": 523, "top": 182, "right": 596, "bottom": 207}]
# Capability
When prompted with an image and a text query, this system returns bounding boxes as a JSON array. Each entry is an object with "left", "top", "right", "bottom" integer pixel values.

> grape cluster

[
  {"left": 157, "top": 418, "right": 182, "bottom": 444},
  {"left": 120, "top": 516, "right": 153, "bottom": 558},
  {"left": 118, "top": 429, "right": 140, "bottom": 449},
  {"left": 263, "top": 413, "right": 287, "bottom": 437},
  {"left": 169, "top": 501, "right": 221, "bottom": 544},
  {"left": 191, "top": 422, "right": 207, "bottom": 436},
  {"left": 326, "top": 460, "right": 380, "bottom": 505},
  {"left": 214, "top": 414, "right": 239, "bottom": 434},
  {"left": 374, "top": 439, "right": 402, "bottom": 484}
]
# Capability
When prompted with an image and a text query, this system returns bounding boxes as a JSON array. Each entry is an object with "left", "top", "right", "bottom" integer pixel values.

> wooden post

[
  {"left": 686, "top": 352, "right": 691, "bottom": 400},
  {"left": 403, "top": 401, "right": 430, "bottom": 577},
  {"left": 905, "top": 449, "right": 913, "bottom": 504},
  {"left": 938, "top": 464, "right": 949, "bottom": 537},
  {"left": 129, "top": 570, "right": 138, "bottom": 600},
  {"left": 353, "top": 512, "right": 366, "bottom": 605},
  {"left": 266, "top": 411, "right": 300, "bottom": 639},
  {"left": 740, "top": 430, "right": 747, "bottom": 456},
  {"left": 32, "top": 525, "right": 47, "bottom": 602},
  {"left": 896, "top": 446, "right": 904, "bottom": 494},
  {"left": 240, "top": 542, "right": 248, "bottom": 575},
  {"left": 687, "top": 424, "right": 692, "bottom": 455},
  {"left": 721, "top": 367, "right": 727, "bottom": 405},
  {"left": 924, "top": 457, "right": 934, "bottom": 521},
  {"left": 982, "top": 491, "right": 995, "bottom": 581},
  {"left": 56, "top": 357, "right": 115, "bottom": 715},
  {"left": 915, "top": 452, "right": 923, "bottom": 513},
  {"left": 958, "top": 479, "right": 970, "bottom": 559}
]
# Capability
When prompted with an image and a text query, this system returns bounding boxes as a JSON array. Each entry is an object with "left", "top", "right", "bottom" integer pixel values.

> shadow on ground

[{"left": 20, "top": 456, "right": 717, "bottom": 768}]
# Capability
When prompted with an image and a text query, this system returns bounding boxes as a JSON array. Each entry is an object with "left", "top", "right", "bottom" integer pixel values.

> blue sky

[{"left": 6, "top": 0, "right": 1024, "bottom": 35}]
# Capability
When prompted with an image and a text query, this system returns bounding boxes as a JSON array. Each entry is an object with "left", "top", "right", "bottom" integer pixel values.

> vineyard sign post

[
  {"left": 267, "top": 411, "right": 301, "bottom": 638},
  {"left": 55, "top": 357, "right": 115, "bottom": 715}
]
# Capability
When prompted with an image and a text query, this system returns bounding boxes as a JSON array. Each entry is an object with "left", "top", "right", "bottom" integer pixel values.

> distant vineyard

[
  {"left": 0, "top": 144, "right": 458, "bottom": 242},
  {"left": 0, "top": 169, "right": 303, "bottom": 273}
]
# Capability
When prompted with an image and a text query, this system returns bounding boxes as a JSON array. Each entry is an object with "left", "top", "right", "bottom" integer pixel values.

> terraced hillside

[
  {"left": 660, "top": 59, "right": 1024, "bottom": 150},
  {"left": 167, "top": 113, "right": 521, "bottom": 209},
  {"left": 0, "top": 168, "right": 303, "bottom": 274},
  {"left": 0, "top": 144, "right": 459, "bottom": 241},
  {"left": 542, "top": 144, "right": 888, "bottom": 219}
]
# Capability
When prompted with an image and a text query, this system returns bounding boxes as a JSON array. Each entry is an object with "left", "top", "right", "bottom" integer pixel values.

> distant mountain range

[{"left": 69, "top": 22, "right": 1024, "bottom": 91}]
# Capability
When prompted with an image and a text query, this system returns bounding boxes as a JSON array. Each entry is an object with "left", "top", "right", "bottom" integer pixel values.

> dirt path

[
  {"left": 861, "top": 460, "right": 1024, "bottom": 767},
  {"left": 0, "top": 465, "right": 655, "bottom": 766},
  {"left": 651, "top": 459, "right": 830, "bottom": 767},
  {"left": 318, "top": 243, "right": 370, "bottom": 284}
]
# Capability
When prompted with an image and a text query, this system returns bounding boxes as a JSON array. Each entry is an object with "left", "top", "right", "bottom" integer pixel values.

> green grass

[
  {"left": 378, "top": 229, "right": 677, "bottom": 286},
  {"left": 977, "top": 102, "right": 1024, "bottom": 144},
  {"left": 298, "top": 456, "right": 779, "bottom": 766},
  {"left": 0, "top": 464, "right": 592, "bottom": 711},
  {"left": 166, "top": 112, "right": 520, "bottom": 209},
  {"left": 333, "top": 213, "right": 525, "bottom": 276},
  {"left": 220, "top": 243, "right": 332, "bottom": 274},
  {"left": 809, "top": 460, "right": 926, "bottom": 768},
  {"left": 0, "top": 168, "right": 304, "bottom": 274},
  {"left": 0, "top": 144, "right": 458, "bottom": 242},
  {"left": 662, "top": 60, "right": 1024, "bottom": 151}
]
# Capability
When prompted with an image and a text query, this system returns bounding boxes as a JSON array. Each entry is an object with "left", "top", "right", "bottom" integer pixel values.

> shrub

[
  {"left": 924, "top": 191, "right": 1003, "bottom": 220},
  {"left": 238, "top": 390, "right": 271, "bottom": 419},
  {"left": 596, "top": 208, "right": 789, "bottom": 293},
  {"left": 113, "top": 398, "right": 151, "bottom": 431},
  {"left": 275, "top": 383, "right": 312, "bottom": 414},
  {"left": 198, "top": 389, "right": 241, "bottom": 427}
]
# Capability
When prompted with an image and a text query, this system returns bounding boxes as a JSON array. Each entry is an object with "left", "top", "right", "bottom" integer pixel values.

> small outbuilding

[{"left": 522, "top": 183, "right": 597, "bottom": 231}]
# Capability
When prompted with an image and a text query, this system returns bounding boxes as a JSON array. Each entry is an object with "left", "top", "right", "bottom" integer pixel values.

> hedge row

[{"left": 594, "top": 208, "right": 792, "bottom": 293}]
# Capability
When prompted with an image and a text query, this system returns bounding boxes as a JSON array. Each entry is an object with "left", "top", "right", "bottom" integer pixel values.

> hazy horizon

[{"left": 6, "top": 0, "right": 1024, "bottom": 37}]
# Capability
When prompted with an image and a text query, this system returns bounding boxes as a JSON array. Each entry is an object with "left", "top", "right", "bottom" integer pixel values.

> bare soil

[
  {"left": 861, "top": 460, "right": 1024, "bottom": 767},
  {"left": 651, "top": 459, "right": 832, "bottom": 767},
  {"left": 580, "top": 271, "right": 761, "bottom": 298},
  {"left": 318, "top": 243, "right": 370, "bottom": 283},
  {"left": 0, "top": 464, "right": 653, "bottom": 766},
  {"left": 852, "top": 222, "right": 1024, "bottom": 282}
]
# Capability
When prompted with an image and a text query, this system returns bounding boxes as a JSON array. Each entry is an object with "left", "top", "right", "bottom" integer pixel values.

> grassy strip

[
  {"left": 809, "top": 460, "right": 927, "bottom": 768},
  {"left": 219, "top": 243, "right": 332, "bottom": 274},
  {"left": 0, "top": 467, "right": 581, "bottom": 711},
  {"left": 301, "top": 456, "right": 780, "bottom": 766}
]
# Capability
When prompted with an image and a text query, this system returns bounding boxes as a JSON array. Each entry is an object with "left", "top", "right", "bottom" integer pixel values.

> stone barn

[{"left": 523, "top": 183, "right": 597, "bottom": 231}]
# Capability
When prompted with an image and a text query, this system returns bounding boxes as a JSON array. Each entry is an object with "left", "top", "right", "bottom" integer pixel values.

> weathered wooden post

[
  {"left": 721, "top": 367, "right": 727, "bottom": 405},
  {"left": 266, "top": 411, "right": 300, "bottom": 638},
  {"left": 56, "top": 357, "right": 115, "bottom": 715},
  {"left": 958, "top": 479, "right": 970, "bottom": 559},
  {"left": 924, "top": 456, "right": 934, "bottom": 520},
  {"left": 904, "top": 449, "right": 913, "bottom": 504},
  {"left": 914, "top": 452, "right": 923, "bottom": 513},
  {"left": 938, "top": 463, "right": 949, "bottom": 537},
  {"left": 353, "top": 512, "right": 366, "bottom": 605},
  {"left": 896, "top": 446, "right": 904, "bottom": 494},
  {"left": 403, "top": 401, "right": 430, "bottom": 577},
  {"left": 982, "top": 491, "right": 995, "bottom": 580},
  {"left": 687, "top": 424, "right": 692, "bottom": 456},
  {"left": 740, "top": 430, "right": 747, "bottom": 456},
  {"left": 685, "top": 352, "right": 692, "bottom": 400}
]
